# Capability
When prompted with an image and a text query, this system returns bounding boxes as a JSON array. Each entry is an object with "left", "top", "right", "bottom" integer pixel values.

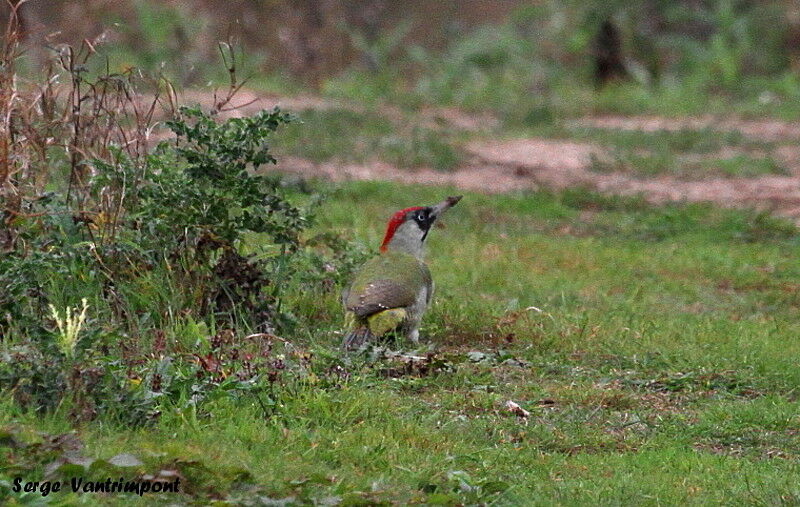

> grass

[
  {"left": 589, "top": 151, "right": 790, "bottom": 179},
  {"left": 560, "top": 126, "right": 790, "bottom": 179},
  {"left": 702, "top": 155, "right": 789, "bottom": 178},
  {"left": 4, "top": 181, "right": 800, "bottom": 504},
  {"left": 550, "top": 78, "right": 800, "bottom": 121},
  {"left": 568, "top": 127, "right": 756, "bottom": 154},
  {"left": 273, "top": 108, "right": 465, "bottom": 171}
]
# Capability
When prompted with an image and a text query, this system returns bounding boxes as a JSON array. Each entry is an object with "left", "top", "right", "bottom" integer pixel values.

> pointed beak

[{"left": 429, "top": 195, "right": 463, "bottom": 219}]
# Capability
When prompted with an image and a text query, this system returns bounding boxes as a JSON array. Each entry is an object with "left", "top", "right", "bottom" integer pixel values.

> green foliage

[
  {"left": 0, "top": 231, "right": 96, "bottom": 341},
  {"left": 141, "top": 106, "right": 298, "bottom": 245},
  {"left": 345, "top": 19, "right": 413, "bottom": 74},
  {"left": 318, "top": 1, "right": 800, "bottom": 119},
  {"left": 0, "top": 104, "right": 371, "bottom": 425},
  {"left": 412, "top": 24, "right": 541, "bottom": 116},
  {"left": 4, "top": 180, "right": 800, "bottom": 504}
]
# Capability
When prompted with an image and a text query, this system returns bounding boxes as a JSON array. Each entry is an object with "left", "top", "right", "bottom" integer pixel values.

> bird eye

[{"left": 416, "top": 211, "right": 426, "bottom": 222}]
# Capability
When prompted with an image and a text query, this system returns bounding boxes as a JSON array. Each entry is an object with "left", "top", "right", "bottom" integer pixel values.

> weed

[{"left": 48, "top": 299, "right": 89, "bottom": 360}]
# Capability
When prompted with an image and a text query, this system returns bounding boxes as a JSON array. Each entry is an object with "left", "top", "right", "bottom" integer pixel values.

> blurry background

[
  {"left": 6, "top": 0, "right": 800, "bottom": 219},
  {"left": 5, "top": 0, "right": 800, "bottom": 118}
]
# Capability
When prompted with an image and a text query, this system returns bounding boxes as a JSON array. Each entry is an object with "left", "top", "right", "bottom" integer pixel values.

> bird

[{"left": 341, "top": 195, "right": 462, "bottom": 351}]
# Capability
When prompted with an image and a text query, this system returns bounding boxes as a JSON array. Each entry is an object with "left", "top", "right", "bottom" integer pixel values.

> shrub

[{"left": 0, "top": 36, "right": 359, "bottom": 423}]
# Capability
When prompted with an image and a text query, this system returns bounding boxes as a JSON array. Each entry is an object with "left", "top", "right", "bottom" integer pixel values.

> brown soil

[
  {"left": 466, "top": 137, "right": 800, "bottom": 219},
  {"left": 168, "top": 89, "right": 800, "bottom": 221}
]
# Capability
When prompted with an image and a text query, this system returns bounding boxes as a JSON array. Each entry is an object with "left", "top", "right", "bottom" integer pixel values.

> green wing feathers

[
  {"left": 344, "top": 252, "right": 431, "bottom": 319},
  {"left": 342, "top": 252, "right": 431, "bottom": 350}
]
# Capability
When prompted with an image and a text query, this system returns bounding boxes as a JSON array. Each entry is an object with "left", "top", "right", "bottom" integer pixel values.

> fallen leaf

[{"left": 504, "top": 400, "right": 530, "bottom": 418}]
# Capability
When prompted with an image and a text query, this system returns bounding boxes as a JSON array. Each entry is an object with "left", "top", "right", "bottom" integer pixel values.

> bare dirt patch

[
  {"left": 468, "top": 137, "right": 800, "bottom": 219},
  {"left": 162, "top": 89, "right": 800, "bottom": 220},
  {"left": 464, "top": 138, "right": 602, "bottom": 188},
  {"left": 774, "top": 144, "right": 800, "bottom": 174}
]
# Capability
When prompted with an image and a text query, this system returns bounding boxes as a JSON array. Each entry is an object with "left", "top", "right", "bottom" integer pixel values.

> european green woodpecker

[{"left": 341, "top": 195, "right": 463, "bottom": 351}]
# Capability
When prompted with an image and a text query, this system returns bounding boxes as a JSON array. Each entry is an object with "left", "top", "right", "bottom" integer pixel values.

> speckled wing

[{"left": 345, "top": 252, "right": 432, "bottom": 319}]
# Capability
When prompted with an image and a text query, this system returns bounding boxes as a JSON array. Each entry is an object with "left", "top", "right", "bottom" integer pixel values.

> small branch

[{"left": 209, "top": 39, "right": 254, "bottom": 115}]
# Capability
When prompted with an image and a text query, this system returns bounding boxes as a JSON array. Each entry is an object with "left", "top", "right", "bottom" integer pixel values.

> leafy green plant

[
  {"left": 141, "top": 106, "right": 298, "bottom": 245},
  {"left": 90, "top": 105, "right": 313, "bottom": 331},
  {"left": 0, "top": 36, "right": 366, "bottom": 423},
  {"left": 48, "top": 299, "right": 89, "bottom": 360}
]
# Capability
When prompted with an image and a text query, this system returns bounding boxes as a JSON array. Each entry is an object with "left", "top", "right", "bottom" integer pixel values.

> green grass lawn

[
  {"left": 273, "top": 108, "right": 466, "bottom": 171},
  {"left": 3, "top": 181, "right": 800, "bottom": 505},
  {"left": 567, "top": 127, "right": 789, "bottom": 180}
]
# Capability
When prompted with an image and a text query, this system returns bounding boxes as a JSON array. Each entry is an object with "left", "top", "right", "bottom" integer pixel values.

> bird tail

[
  {"left": 341, "top": 326, "right": 374, "bottom": 352},
  {"left": 341, "top": 308, "right": 407, "bottom": 352}
]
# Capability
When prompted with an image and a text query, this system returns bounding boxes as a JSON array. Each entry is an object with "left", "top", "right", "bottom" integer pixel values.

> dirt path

[
  {"left": 276, "top": 138, "right": 800, "bottom": 220},
  {"left": 175, "top": 89, "right": 800, "bottom": 220},
  {"left": 465, "top": 137, "right": 800, "bottom": 217}
]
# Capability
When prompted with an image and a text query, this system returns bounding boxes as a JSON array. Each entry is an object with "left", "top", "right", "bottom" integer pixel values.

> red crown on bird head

[{"left": 380, "top": 206, "right": 424, "bottom": 253}]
